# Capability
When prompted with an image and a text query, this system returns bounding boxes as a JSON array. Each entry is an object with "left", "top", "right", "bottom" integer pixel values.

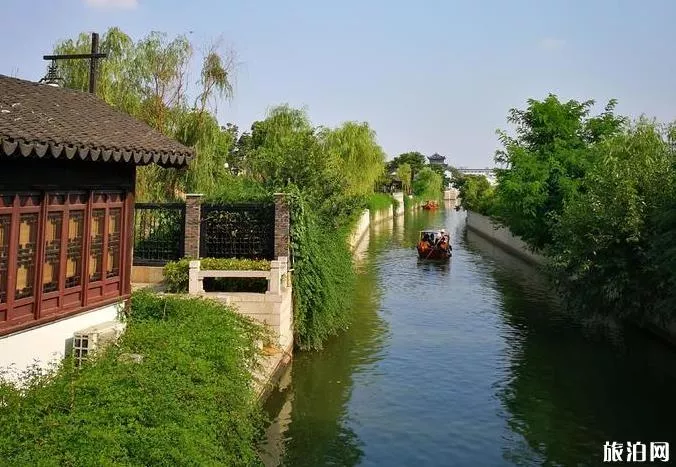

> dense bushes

[
  {"left": 0, "top": 291, "right": 265, "bottom": 466},
  {"left": 484, "top": 94, "right": 676, "bottom": 324},
  {"left": 548, "top": 121, "right": 676, "bottom": 322},
  {"left": 288, "top": 189, "right": 356, "bottom": 350},
  {"left": 163, "top": 257, "right": 271, "bottom": 293}
]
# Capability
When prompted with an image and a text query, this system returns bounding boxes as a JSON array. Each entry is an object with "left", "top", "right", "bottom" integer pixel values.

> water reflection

[
  {"left": 466, "top": 228, "right": 676, "bottom": 465},
  {"left": 264, "top": 209, "right": 676, "bottom": 466},
  {"left": 261, "top": 222, "right": 392, "bottom": 467}
]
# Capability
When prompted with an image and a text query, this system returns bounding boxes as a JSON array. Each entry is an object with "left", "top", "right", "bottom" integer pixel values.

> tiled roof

[
  {"left": 0, "top": 75, "right": 193, "bottom": 166},
  {"left": 428, "top": 153, "right": 445, "bottom": 160}
]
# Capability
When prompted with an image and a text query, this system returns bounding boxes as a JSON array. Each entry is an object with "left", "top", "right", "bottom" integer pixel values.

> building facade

[{"left": 0, "top": 75, "right": 192, "bottom": 380}]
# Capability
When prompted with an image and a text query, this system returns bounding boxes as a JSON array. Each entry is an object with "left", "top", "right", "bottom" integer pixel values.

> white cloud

[
  {"left": 539, "top": 38, "right": 566, "bottom": 51},
  {"left": 84, "top": 0, "right": 138, "bottom": 9}
]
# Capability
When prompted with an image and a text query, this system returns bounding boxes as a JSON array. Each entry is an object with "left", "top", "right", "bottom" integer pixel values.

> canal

[{"left": 261, "top": 208, "right": 676, "bottom": 466}]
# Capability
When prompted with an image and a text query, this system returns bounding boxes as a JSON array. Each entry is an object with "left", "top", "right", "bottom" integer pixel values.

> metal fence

[
  {"left": 133, "top": 203, "right": 185, "bottom": 265},
  {"left": 200, "top": 203, "right": 275, "bottom": 260}
]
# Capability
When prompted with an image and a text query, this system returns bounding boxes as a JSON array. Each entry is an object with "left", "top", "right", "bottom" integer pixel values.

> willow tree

[
  {"left": 319, "top": 122, "right": 386, "bottom": 197},
  {"left": 52, "top": 28, "right": 236, "bottom": 201},
  {"left": 396, "top": 163, "right": 412, "bottom": 194}
]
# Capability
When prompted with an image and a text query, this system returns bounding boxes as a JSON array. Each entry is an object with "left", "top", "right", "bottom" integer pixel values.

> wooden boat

[
  {"left": 416, "top": 229, "right": 452, "bottom": 260},
  {"left": 422, "top": 200, "right": 439, "bottom": 210}
]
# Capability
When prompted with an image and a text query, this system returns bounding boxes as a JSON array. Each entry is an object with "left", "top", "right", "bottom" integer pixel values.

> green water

[{"left": 261, "top": 208, "right": 676, "bottom": 466}]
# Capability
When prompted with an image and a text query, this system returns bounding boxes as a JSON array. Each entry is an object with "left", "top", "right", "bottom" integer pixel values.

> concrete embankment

[{"left": 465, "top": 211, "right": 545, "bottom": 267}]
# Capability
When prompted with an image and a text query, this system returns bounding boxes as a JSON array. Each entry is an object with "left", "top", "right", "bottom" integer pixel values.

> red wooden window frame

[{"left": 0, "top": 190, "right": 129, "bottom": 335}]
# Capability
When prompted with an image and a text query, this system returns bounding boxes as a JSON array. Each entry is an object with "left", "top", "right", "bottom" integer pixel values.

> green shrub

[
  {"left": 367, "top": 193, "right": 394, "bottom": 212},
  {"left": 163, "top": 257, "right": 271, "bottom": 293},
  {"left": 205, "top": 176, "right": 272, "bottom": 203},
  {"left": 403, "top": 194, "right": 424, "bottom": 209},
  {"left": 0, "top": 291, "right": 265, "bottom": 466}
]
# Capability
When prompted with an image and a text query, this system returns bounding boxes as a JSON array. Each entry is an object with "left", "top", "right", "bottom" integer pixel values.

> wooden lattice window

[
  {"left": 0, "top": 191, "right": 129, "bottom": 334},
  {"left": 0, "top": 214, "right": 9, "bottom": 304}
]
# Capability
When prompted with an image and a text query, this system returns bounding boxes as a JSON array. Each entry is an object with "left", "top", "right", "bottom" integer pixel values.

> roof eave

[{"left": 0, "top": 137, "right": 193, "bottom": 167}]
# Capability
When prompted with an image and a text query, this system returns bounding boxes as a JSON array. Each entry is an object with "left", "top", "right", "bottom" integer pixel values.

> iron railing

[
  {"left": 133, "top": 203, "right": 185, "bottom": 266},
  {"left": 200, "top": 203, "right": 275, "bottom": 260}
]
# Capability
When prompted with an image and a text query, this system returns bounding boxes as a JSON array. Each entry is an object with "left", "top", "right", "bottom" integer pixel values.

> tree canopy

[
  {"left": 53, "top": 27, "right": 236, "bottom": 201},
  {"left": 492, "top": 94, "right": 626, "bottom": 249}
]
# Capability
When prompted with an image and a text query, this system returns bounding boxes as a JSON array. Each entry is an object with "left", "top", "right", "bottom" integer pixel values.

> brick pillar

[
  {"left": 184, "top": 194, "right": 203, "bottom": 259},
  {"left": 274, "top": 193, "right": 290, "bottom": 260}
]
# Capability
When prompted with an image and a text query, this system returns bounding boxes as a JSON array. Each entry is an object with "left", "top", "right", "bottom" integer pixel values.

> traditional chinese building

[
  {"left": 427, "top": 152, "right": 447, "bottom": 168},
  {"left": 0, "top": 75, "right": 192, "bottom": 377}
]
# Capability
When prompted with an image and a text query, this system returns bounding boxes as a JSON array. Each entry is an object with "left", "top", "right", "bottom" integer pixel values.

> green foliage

[
  {"left": 492, "top": 95, "right": 626, "bottom": 250},
  {"left": 387, "top": 152, "right": 427, "bottom": 179},
  {"left": 403, "top": 194, "right": 424, "bottom": 209},
  {"left": 163, "top": 257, "right": 271, "bottom": 293},
  {"left": 367, "top": 193, "right": 395, "bottom": 212},
  {"left": 548, "top": 120, "right": 676, "bottom": 321},
  {"left": 412, "top": 167, "right": 443, "bottom": 200},
  {"left": 319, "top": 122, "right": 386, "bottom": 197},
  {"left": 429, "top": 164, "right": 451, "bottom": 187},
  {"left": 242, "top": 105, "right": 384, "bottom": 229},
  {"left": 396, "top": 163, "right": 412, "bottom": 194},
  {"left": 457, "top": 175, "right": 495, "bottom": 215},
  {"left": 287, "top": 189, "right": 356, "bottom": 350},
  {"left": 205, "top": 176, "right": 272, "bottom": 204},
  {"left": 0, "top": 291, "right": 264, "bottom": 466},
  {"left": 53, "top": 28, "right": 236, "bottom": 201}
]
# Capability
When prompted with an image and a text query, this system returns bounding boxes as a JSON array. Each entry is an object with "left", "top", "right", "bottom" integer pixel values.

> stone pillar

[
  {"left": 188, "top": 260, "right": 203, "bottom": 294},
  {"left": 274, "top": 193, "right": 290, "bottom": 260},
  {"left": 184, "top": 194, "right": 203, "bottom": 259}
]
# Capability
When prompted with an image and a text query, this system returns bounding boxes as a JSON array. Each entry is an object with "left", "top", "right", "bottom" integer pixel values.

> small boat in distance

[
  {"left": 416, "top": 229, "right": 452, "bottom": 260},
  {"left": 422, "top": 200, "right": 439, "bottom": 210}
]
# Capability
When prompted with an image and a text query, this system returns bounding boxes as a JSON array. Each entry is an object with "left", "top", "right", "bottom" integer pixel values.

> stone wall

[
  {"left": 184, "top": 193, "right": 202, "bottom": 258},
  {"left": 392, "top": 192, "right": 405, "bottom": 216},
  {"left": 274, "top": 193, "right": 290, "bottom": 259},
  {"left": 349, "top": 209, "right": 371, "bottom": 250},
  {"left": 465, "top": 211, "right": 545, "bottom": 266}
]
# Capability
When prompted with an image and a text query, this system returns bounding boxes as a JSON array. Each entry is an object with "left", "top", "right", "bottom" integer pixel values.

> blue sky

[{"left": 1, "top": 0, "right": 675, "bottom": 167}]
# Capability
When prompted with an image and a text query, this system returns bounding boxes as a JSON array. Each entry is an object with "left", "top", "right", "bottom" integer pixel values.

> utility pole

[{"left": 42, "top": 32, "right": 107, "bottom": 93}]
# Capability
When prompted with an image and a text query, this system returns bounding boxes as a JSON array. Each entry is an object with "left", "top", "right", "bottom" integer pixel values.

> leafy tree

[
  {"left": 244, "top": 105, "right": 336, "bottom": 198},
  {"left": 319, "top": 121, "right": 386, "bottom": 197},
  {"left": 492, "top": 94, "right": 626, "bottom": 250},
  {"left": 396, "top": 163, "right": 412, "bottom": 194},
  {"left": 387, "top": 151, "right": 426, "bottom": 180},
  {"left": 458, "top": 175, "right": 495, "bottom": 215},
  {"left": 429, "top": 163, "right": 451, "bottom": 187},
  {"left": 549, "top": 120, "right": 675, "bottom": 320},
  {"left": 412, "top": 167, "right": 442, "bottom": 200},
  {"left": 53, "top": 28, "right": 236, "bottom": 201}
]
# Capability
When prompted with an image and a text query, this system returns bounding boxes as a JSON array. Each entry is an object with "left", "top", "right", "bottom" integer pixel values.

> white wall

[
  {"left": 207, "top": 285, "right": 293, "bottom": 351},
  {"left": 466, "top": 211, "right": 545, "bottom": 266},
  {"left": 392, "top": 192, "right": 405, "bottom": 216},
  {"left": 349, "top": 209, "right": 371, "bottom": 250},
  {"left": 0, "top": 301, "right": 124, "bottom": 384}
]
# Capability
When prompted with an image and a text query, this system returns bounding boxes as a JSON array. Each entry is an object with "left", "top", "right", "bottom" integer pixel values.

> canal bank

[
  {"left": 260, "top": 207, "right": 676, "bottom": 466},
  {"left": 465, "top": 209, "right": 676, "bottom": 347}
]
